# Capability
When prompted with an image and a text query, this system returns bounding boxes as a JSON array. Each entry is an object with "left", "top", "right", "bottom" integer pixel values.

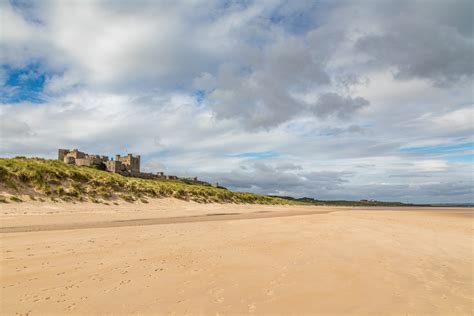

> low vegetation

[
  {"left": 270, "top": 196, "right": 424, "bottom": 207},
  {"left": 0, "top": 157, "right": 292, "bottom": 205}
]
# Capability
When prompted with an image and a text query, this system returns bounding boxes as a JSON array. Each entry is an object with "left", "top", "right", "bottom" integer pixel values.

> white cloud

[
  {"left": 431, "top": 107, "right": 474, "bottom": 132},
  {"left": 0, "top": 0, "right": 472, "bottom": 203}
]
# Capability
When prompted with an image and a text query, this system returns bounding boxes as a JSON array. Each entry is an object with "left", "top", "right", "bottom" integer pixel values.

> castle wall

[
  {"left": 58, "top": 149, "right": 197, "bottom": 182},
  {"left": 64, "top": 156, "right": 75, "bottom": 164},
  {"left": 106, "top": 160, "right": 130, "bottom": 174},
  {"left": 105, "top": 160, "right": 122, "bottom": 173},
  {"left": 75, "top": 158, "right": 92, "bottom": 167},
  {"left": 105, "top": 161, "right": 119, "bottom": 173},
  {"left": 86, "top": 156, "right": 108, "bottom": 165},
  {"left": 65, "top": 149, "right": 86, "bottom": 159},
  {"left": 87, "top": 155, "right": 109, "bottom": 163},
  {"left": 58, "top": 149, "right": 202, "bottom": 185}
]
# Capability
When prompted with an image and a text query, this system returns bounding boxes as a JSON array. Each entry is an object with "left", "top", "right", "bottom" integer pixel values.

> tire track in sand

[{"left": 0, "top": 210, "right": 334, "bottom": 233}]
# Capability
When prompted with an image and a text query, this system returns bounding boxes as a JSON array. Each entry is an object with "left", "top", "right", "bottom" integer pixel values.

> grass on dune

[{"left": 0, "top": 157, "right": 292, "bottom": 205}]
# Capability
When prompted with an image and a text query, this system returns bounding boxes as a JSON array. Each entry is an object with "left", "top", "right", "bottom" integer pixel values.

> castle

[{"left": 58, "top": 148, "right": 177, "bottom": 180}]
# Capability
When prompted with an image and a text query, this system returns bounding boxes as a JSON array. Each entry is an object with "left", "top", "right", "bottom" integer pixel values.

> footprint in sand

[
  {"left": 66, "top": 303, "right": 76, "bottom": 311},
  {"left": 248, "top": 303, "right": 257, "bottom": 313},
  {"left": 214, "top": 296, "right": 224, "bottom": 303},
  {"left": 64, "top": 284, "right": 78, "bottom": 290},
  {"left": 93, "top": 276, "right": 104, "bottom": 282}
]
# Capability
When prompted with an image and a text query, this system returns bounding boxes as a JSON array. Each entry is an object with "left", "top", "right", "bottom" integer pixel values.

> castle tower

[{"left": 58, "top": 149, "right": 69, "bottom": 161}]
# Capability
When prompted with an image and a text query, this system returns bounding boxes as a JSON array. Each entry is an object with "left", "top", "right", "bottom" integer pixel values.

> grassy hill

[{"left": 0, "top": 157, "right": 292, "bottom": 205}]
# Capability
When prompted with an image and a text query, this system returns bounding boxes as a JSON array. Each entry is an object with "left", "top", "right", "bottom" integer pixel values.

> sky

[{"left": 0, "top": 0, "right": 473, "bottom": 203}]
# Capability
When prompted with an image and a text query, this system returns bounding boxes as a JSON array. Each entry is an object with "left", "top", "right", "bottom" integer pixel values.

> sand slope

[{"left": 1, "top": 200, "right": 473, "bottom": 315}]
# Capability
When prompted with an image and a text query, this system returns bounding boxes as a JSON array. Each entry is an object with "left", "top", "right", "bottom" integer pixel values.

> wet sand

[{"left": 1, "top": 199, "right": 473, "bottom": 315}]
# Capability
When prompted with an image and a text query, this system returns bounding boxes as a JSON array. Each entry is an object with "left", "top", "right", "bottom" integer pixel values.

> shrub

[
  {"left": 119, "top": 193, "right": 135, "bottom": 203},
  {"left": 55, "top": 186, "right": 65, "bottom": 196},
  {"left": 66, "top": 188, "right": 80, "bottom": 197},
  {"left": 97, "top": 187, "right": 112, "bottom": 199},
  {"left": 61, "top": 196, "right": 73, "bottom": 202},
  {"left": 173, "top": 189, "right": 189, "bottom": 200},
  {"left": 10, "top": 196, "right": 22, "bottom": 202}
]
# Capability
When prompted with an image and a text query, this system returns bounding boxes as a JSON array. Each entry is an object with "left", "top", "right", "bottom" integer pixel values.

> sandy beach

[{"left": 1, "top": 199, "right": 473, "bottom": 315}]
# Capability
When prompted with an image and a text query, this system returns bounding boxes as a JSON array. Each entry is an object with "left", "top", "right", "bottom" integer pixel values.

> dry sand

[{"left": 0, "top": 199, "right": 473, "bottom": 315}]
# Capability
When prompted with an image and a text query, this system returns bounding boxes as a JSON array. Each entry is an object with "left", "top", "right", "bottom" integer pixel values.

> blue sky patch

[
  {"left": 1, "top": 63, "right": 47, "bottom": 103},
  {"left": 193, "top": 90, "right": 206, "bottom": 104},
  {"left": 227, "top": 151, "right": 280, "bottom": 160},
  {"left": 268, "top": 1, "right": 333, "bottom": 35},
  {"left": 400, "top": 142, "right": 474, "bottom": 155},
  {"left": 444, "top": 153, "right": 474, "bottom": 163}
]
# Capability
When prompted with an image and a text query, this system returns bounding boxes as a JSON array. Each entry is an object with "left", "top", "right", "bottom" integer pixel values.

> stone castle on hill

[
  {"left": 57, "top": 148, "right": 220, "bottom": 187},
  {"left": 58, "top": 148, "right": 178, "bottom": 180}
]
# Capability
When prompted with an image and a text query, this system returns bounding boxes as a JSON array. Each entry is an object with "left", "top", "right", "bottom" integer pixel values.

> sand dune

[{"left": 1, "top": 199, "right": 473, "bottom": 315}]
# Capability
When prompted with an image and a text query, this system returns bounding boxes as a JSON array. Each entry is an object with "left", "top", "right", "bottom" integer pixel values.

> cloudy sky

[{"left": 1, "top": 0, "right": 473, "bottom": 203}]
